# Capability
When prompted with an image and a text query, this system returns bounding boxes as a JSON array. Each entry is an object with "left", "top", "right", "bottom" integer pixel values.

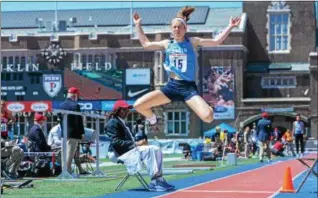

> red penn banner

[{"left": 5, "top": 101, "right": 52, "bottom": 113}]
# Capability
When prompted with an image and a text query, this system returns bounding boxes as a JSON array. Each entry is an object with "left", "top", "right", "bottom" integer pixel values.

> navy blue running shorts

[{"left": 161, "top": 78, "right": 199, "bottom": 102}]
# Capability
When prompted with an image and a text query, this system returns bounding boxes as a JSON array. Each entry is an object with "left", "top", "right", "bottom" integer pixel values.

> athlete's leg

[
  {"left": 134, "top": 90, "right": 171, "bottom": 119},
  {"left": 185, "top": 95, "right": 214, "bottom": 123}
]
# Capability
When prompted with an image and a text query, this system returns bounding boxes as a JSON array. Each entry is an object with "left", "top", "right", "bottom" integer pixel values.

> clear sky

[{"left": 1, "top": 1, "right": 242, "bottom": 12}]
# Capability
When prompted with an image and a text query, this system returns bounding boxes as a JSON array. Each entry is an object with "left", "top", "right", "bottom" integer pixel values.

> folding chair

[
  {"left": 108, "top": 151, "right": 149, "bottom": 191},
  {"left": 115, "top": 159, "right": 149, "bottom": 191},
  {"left": 1, "top": 160, "right": 12, "bottom": 180}
]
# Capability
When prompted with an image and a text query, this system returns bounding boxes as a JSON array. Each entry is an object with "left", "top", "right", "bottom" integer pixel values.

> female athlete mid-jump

[{"left": 133, "top": 6, "right": 241, "bottom": 128}]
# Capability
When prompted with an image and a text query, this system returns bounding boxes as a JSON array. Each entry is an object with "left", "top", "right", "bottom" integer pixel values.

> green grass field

[{"left": 2, "top": 155, "right": 260, "bottom": 198}]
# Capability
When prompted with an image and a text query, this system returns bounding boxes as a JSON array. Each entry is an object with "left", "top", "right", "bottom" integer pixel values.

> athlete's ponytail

[{"left": 176, "top": 6, "right": 195, "bottom": 22}]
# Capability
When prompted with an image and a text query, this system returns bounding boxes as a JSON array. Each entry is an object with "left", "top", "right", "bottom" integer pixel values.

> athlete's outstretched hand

[
  {"left": 229, "top": 16, "right": 241, "bottom": 28},
  {"left": 133, "top": 12, "right": 142, "bottom": 26}
]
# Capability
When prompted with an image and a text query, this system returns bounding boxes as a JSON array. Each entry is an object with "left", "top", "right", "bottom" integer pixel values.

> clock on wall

[{"left": 41, "top": 42, "right": 67, "bottom": 64}]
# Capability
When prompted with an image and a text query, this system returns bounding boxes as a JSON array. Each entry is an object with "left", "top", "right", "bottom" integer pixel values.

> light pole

[
  {"left": 130, "top": 0, "right": 133, "bottom": 36},
  {"left": 55, "top": 1, "right": 58, "bottom": 31}
]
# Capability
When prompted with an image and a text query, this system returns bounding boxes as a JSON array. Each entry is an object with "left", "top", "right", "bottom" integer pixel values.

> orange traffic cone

[{"left": 280, "top": 166, "right": 295, "bottom": 193}]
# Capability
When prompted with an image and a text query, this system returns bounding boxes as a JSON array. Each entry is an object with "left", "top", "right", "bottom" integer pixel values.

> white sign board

[{"left": 126, "top": 69, "right": 151, "bottom": 85}]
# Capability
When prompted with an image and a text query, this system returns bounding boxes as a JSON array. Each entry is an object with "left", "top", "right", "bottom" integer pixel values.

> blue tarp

[{"left": 204, "top": 123, "right": 236, "bottom": 138}]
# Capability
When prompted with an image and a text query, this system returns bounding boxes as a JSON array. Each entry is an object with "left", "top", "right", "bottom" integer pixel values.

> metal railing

[{"left": 52, "top": 109, "right": 107, "bottom": 180}]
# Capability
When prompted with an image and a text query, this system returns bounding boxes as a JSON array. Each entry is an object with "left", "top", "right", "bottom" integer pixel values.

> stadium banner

[
  {"left": 125, "top": 85, "right": 151, "bottom": 100},
  {"left": 125, "top": 68, "right": 151, "bottom": 85},
  {"left": 101, "top": 100, "right": 135, "bottom": 111},
  {"left": 5, "top": 101, "right": 52, "bottom": 112},
  {"left": 53, "top": 100, "right": 102, "bottom": 111},
  {"left": 201, "top": 66, "right": 235, "bottom": 120}
]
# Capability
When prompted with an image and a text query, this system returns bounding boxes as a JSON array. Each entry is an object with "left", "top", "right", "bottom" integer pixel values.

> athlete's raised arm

[
  {"left": 191, "top": 16, "right": 241, "bottom": 47},
  {"left": 133, "top": 12, "right": 168, "bottom": 50}
]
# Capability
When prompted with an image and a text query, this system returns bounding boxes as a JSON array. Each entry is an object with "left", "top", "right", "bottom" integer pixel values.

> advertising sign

[
  {"left": 125, "top": 85, "right": 151, "bottom": 100},
  {"left": 101, "top": 100, "right": 135, "bottom": 111},
  {"left": 53, "top": 100, "right": 102, "bottom": 111},
  {"left": 202, "top": 66, "right": 235, "bottom": 120},
  {"left": 126, "top": 68, "right": 151, "bottom": 85},
  {"left": 5, "top": 101, "right": 52, "bottom": 112}
]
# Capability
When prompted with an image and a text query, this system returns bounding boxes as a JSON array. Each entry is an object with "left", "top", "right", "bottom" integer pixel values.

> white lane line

[{"left": 182, "top": 190, "right": 276, "bottom": 194}]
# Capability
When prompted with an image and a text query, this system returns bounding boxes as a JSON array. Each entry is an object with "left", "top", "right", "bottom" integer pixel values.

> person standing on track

[
  {"left": 132, "top": 6, "right": 241, "bottom": 130},
  {"left": 257, "top": 112, "right": 272, "bottom": 163},
  {"left": 292, "top": 114, "right": 305, "bottom": 158}
]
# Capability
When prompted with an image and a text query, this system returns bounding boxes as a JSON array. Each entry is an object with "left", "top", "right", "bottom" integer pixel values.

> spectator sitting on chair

[
  {"left": 182, "top": 143, "right": 191, "bottom": 160},
  {"left": 79, "top": 143, "right": 95, "bottom": 163},
  {"left": 28, "top": 113, "right": 51, "bottom": 152},
  {"left": 105, "top": 100, "right": 175, "bottom": 192},
  {"left": 208, "top": 142, "right": 221, "bottom": 160},
  {"left": 1, "top": 137, "right": 24, "bottom": 180}
]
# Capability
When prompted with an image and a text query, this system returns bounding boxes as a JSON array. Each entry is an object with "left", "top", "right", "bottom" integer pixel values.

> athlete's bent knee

[
  {"left": 133, "top": 100, "right": 143, "bottom": 112},
  {"left": 201, "top": 110, "right": 214, "bottom": 123}
]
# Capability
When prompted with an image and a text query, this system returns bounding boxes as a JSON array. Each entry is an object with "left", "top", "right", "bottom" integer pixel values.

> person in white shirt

[
  {"left": 48, "top": 119, "right": 62, "bottom": 147},
  {"left": 243, "top": 126, "right": 251, "bottom": 158}
]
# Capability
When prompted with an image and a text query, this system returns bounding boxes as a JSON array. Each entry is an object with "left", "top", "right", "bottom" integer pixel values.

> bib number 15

[
  {"left": 173, "top": 59, "right": 183, "bottom": 69},
  {"left": 169, "top": 54, "right": 187, "bottom": 72}
]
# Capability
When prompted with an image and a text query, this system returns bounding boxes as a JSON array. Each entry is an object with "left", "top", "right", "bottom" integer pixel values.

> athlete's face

[{"left": 171, "top": 21, "right": 186, "bottom": 39}]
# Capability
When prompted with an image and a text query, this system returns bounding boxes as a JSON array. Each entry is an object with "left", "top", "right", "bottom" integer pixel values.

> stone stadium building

[{"left": 1, "top": 2, "right": 317, "bottom": 139}]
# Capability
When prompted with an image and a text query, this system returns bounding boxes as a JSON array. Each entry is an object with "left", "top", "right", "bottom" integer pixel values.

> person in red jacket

[
  {"left": 1, "top": 100, "right": 15, "bottom": 139},
  {"left": 271, "top": 140, "right": 285, "bottom": 157}
]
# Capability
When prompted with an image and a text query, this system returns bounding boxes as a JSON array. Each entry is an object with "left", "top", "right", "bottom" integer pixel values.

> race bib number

[
  {"left": 1, "top": 123, "right": 7, "bottom": 132},
  {"left": 169, "top": 54, "right": 187, "bottom": 72}
]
